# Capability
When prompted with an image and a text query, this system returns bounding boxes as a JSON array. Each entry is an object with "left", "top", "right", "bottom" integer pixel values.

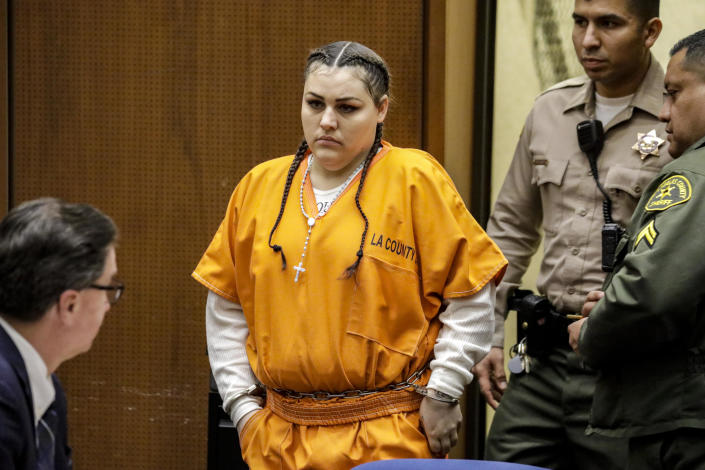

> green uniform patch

[
  {"left": 634, "top": 219, "right": 658, "bottom": 250},
  {"left": 645, "top": 175, "right": 692, "bottom": 211}
]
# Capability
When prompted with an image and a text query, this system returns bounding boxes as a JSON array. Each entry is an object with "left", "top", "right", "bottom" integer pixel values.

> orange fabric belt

[{"left": 266, "top": 387, "right": 424, "bottom": 426}]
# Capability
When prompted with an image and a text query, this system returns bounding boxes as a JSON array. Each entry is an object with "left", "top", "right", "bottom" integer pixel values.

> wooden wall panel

[
  {"left": 11, "top": 1, "right": 424, "bottom": 468},
  {"left": 422, "top": 0, "right": 445, "bottom": 164}
]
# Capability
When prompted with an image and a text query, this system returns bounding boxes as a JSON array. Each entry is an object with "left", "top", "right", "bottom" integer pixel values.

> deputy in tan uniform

[{"left": 475, "top": 1, "right": 671, "bottom": 469}]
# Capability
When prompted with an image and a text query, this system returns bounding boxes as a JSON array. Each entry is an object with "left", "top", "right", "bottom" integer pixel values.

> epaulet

[{"left": 538, "top": 75, "right": 588, "bottom": 97}]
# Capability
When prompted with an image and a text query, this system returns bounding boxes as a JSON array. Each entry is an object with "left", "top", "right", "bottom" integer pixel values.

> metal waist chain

[{"left": 272, "top": 364, "right": 427, "bottom": 400}]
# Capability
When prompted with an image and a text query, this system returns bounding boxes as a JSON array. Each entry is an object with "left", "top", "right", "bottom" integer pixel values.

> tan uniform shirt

[{"left": 488, "top": 56, "right": 671, "bottom": 346}]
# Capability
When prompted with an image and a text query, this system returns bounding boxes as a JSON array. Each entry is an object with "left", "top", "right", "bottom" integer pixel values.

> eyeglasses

[{"left": 88, "top": 281, "right": 125, "bottom": 305}]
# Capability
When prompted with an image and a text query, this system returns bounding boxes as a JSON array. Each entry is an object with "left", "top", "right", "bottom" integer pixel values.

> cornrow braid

[
  {"left": 339, "top": 57, "right": 390, "bottom": 104},
  {"left": 341, "top": 122, "right": 384, "bottom": 279},
  {"left": 305, "top": 42, "right": 391, "bottom": 108},
  {"left": 268, "top": 139, "right": 309, "bottom": 269}
]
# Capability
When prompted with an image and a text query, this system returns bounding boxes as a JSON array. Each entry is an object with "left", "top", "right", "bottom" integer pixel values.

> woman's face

[{"left": 301, "top": 65, "right": 388, "bottom": 175}]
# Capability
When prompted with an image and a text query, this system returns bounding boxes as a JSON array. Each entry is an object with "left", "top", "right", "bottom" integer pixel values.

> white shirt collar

[{"left": 0, "top": 316, "right": 56, "bottom": 425}]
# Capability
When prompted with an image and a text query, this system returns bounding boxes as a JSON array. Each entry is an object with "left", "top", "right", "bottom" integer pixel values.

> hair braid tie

[{"left": 271, "top": 244, "right": 287, "bottom": 270}]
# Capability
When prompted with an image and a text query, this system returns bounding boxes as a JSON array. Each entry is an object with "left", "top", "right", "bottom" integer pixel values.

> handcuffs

[{"left": 412, "top": 385, "right": 460, "bottom": 405}]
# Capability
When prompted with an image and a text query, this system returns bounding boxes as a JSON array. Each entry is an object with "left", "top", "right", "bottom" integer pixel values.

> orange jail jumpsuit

[{"left": 193, "top": 141, "right": 507, "bottom": 469}]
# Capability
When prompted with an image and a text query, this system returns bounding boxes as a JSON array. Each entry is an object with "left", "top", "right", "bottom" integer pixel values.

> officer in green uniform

[{"left": 570, "top": 28, "right": 705, "bottom": 469}]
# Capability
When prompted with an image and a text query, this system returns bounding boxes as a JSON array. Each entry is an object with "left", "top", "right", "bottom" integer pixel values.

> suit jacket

[{"left": 0, "top": 325, "right": 72, "bottom": 469}]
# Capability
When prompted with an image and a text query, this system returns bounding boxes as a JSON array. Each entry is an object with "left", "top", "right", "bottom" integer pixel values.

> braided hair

[
  {"left": 268, "top": 41, "right": 390, "bottom": 278},
  {"left": 341, "top": 121, "right": 383, "bottom": 279},
  {"left": 267, "top": 139, "right": 309, "bottom": 270}
]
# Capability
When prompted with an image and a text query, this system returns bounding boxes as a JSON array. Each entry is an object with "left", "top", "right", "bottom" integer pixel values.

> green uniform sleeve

[{"left": 580, "top": 170, "right": 705, "bottom": 367}]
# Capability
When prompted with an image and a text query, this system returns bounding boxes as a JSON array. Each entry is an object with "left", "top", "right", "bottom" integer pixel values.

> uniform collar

[
  {"left": 0, "top": 316, "right": 56, "bottom": 425},
  {"left": 632, "top": 54, "right": 667, "bottom": 118},
  {"left": 562, "top": 53, "right": 665, "bottom": 120},
  {"left": 686, "top": 134, "right": 705, "bottom": 154}
]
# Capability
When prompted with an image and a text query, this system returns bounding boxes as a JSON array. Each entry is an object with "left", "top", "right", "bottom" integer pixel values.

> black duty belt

[{"left": 510, "top": 289, "right": 581, "bottom": 358}]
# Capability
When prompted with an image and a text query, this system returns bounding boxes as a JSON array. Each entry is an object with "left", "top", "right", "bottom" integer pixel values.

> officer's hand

[
  {"left": 568, "top": 317, "right": 588, "bottom": 353},
  {"left": 419, "top": 396, "right": 462, "bottom": 458},
  {"left": 236, "top": 408, "right": 262, "bottom": 437},
  {"left": 581, "top": 290, "right": 604, "bottom": 317},
  {"left": 471, "top": 346, "right": 506, "bottom": 409}
]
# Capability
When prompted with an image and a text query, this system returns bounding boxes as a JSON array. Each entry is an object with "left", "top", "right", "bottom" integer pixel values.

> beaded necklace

[{"left": 294, "top": 154, "right": 365, "bottom": 282}]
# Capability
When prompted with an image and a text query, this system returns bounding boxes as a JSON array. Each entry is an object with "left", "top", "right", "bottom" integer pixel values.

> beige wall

[
  {"left": 489, "top": 0, "right": 705, "bottom": 429},
  {"left": 444, "top": 0, "right": 477, "bottom": 206}
]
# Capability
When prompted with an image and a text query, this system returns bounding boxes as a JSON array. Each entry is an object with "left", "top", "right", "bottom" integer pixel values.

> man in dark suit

[{"left": 0, "top": 198, "right": 121, "bottom": 469}]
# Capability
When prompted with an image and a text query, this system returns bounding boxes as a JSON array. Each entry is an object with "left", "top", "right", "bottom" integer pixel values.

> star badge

[{"left": 632, "top": 129, "right": 665, "bottom": 160}]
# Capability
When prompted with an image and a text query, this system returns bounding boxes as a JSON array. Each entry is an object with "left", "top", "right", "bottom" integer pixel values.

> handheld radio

[{"left": 576, "top": 120, "right": 622, "bottom": 272}]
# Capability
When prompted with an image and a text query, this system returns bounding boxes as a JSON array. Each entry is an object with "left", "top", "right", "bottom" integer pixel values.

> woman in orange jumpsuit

[{"left": 193, "top": 41, "right": 507, "bottom": 469}]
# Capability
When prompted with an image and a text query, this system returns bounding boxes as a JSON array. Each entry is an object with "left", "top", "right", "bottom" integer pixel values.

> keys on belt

[{"left": 508, "top": 337, "right": 531, "bottom": 375}]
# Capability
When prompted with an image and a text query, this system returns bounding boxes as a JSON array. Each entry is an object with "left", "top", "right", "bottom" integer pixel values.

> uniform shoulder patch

[
  {"left": 634, "top": 219, "right": 658, "bottom": 250},
  {"left": 645, "top": 175, "right": 692, "bottom": 212}
]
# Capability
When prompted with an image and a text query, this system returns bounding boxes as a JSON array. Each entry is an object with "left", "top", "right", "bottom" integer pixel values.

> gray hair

[{"left": 0, "top": 197, "right": 117, "bottom": 321}]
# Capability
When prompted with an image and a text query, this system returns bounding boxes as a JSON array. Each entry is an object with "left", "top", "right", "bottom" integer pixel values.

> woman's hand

[{"left": 419, "top": 396, "right": 462, "bottom": 457}]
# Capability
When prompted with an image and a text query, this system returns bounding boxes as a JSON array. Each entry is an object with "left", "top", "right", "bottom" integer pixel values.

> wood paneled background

[{"left": 10, "top": 1, "right": 428, "bottom": 467}]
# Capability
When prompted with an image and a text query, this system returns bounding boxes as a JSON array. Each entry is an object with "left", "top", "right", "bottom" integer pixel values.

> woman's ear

[{"left": 377, "top": 95, "right": 389, "bottom": 123}]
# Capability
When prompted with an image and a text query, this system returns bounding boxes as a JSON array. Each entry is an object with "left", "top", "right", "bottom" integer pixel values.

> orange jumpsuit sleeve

[
  {"left": 192, "top": 177, "right": 248, "bottom": 304},
  {"left": 411, "top": 156, "right": 507, "bottom": 300}
]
